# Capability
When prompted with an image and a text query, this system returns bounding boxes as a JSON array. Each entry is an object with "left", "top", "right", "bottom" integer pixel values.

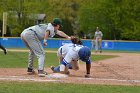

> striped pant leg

[{"left": 22, "top": 32, "right": 45, "bottom": 70}]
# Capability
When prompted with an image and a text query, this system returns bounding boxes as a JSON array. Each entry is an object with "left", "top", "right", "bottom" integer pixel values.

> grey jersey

[
  {"left": 94, "top": 31, "right": 103, "bottom": 39},
  {"left": 26, "top": 23, "right": 56, "bottom": 40}
]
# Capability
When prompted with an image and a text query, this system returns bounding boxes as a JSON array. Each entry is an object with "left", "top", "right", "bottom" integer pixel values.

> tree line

[{"left": 0, "top": 0, "right": 139, "bottom": 40}]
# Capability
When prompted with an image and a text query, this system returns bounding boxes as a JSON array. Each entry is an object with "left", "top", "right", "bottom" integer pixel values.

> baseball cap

[{"left": 52, "top": 18, "right": 63, "bottom": 27}]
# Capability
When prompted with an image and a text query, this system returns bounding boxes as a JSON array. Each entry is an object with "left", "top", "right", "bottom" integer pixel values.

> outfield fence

[{"left": 0, "top": 37, "right": 140, "bottom": 51}]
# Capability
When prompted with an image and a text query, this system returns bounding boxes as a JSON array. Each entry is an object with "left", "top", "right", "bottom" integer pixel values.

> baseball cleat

[
  {"left": 50, "top": 66, "right": 55, "bottom": 72},
  {"left": 85, "top": 74, "right": 91, "bottom": 78},
  {"left": 27, "top": 67, "right": 35, "bottom": 75},
  {"left": 38, "top": 70, "right": 48, "bottom": 77}
]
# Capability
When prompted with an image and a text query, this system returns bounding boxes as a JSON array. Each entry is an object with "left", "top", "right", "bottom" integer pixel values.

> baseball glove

[{"left": 99, "top": 38, "right": 102, "bottom": 42}]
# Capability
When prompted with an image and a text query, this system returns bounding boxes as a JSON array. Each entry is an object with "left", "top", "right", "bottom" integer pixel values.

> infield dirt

[{"left": 0, "top": 50, "right": 140, "bottom": 86}]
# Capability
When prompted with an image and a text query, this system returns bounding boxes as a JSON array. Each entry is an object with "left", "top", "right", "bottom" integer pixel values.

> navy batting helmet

[{"left": 78, "top": 46, "right": 91, "bottom": 62}]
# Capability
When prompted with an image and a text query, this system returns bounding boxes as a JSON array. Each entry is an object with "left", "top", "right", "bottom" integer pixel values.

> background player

[
  {"left": 21, "top": 18, "right": 71, "bottom": 77},
  {"left": 94, "top": 27, "right": 103, "bottom": 53}
]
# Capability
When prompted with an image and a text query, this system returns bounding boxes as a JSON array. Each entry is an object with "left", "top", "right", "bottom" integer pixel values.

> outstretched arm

[
  {"left": 85, "top": 63, "right": 91, "bottom": 78},
  {"left": 56, "top": 30, "right": 70, "bottom": 39},
  {"left": 85, "top": 59, "right": 91, "bottom": 78}
]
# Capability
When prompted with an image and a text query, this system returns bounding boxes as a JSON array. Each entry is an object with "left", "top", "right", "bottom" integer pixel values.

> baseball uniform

[
  {"left": 94, "top": 30, "right": 103, "bottom": 52},
  {"left": 21, "top": 23, "right": 56, "bottom": 71},
  {"left": 53, "top": 45, "right": 91, "bottom": 73}
]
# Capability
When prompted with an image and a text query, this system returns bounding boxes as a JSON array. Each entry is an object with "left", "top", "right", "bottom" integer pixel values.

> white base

[{"left": 46, "top": 73, "right": 68, "bottom": 79}]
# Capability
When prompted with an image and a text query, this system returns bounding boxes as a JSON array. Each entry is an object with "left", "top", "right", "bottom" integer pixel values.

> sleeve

[
  {"left": 46, "top": 23, "right": 55, "bottom": 37},
  {"left": 94, "top": 32, "right": 97, "bottom": 37},
  {"left": 101, "top": 31, "right": 103, "bottom": 37},
  {"left": 46, "top": 23, "right": 52, "bottom": 31},
  {"left": 100, "top": 31, "right": 103, "bottom": 37}
]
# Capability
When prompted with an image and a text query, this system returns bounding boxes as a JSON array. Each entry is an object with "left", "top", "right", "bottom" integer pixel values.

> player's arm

[
  {"left": 43, "top": 30, "right": 50, "bottom": 46},
  {"left": 85, "top": 59, "right": 91, "bottom": 78},
  {"left": 101, "top": 31, "right": 103, "bottom": 37},
  {"left": 56, "top": 30, "right": 71, "bottom": 39},
  {"left": 99, "top": 32, "right": 103, "bottom": 42}
]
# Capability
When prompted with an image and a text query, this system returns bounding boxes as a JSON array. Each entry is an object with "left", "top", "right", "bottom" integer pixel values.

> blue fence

[{"left": 0, "top": 38, "right": 140, "bottom": 51}]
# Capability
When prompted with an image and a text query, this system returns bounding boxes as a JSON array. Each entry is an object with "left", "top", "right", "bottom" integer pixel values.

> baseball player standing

[
  {"left": 21, "top": 18, "right": 71, "bottom": 77},
  {"left": 94, "top": 27, "right": 103, "bottom": 53},
  {"left": 51, "top": 44, "right": 91, "bottom": 78}
]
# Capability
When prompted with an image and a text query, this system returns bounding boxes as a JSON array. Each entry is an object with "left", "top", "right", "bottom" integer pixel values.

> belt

[{"left": 29, "top": 29, "right": 40, "bottom": 39}]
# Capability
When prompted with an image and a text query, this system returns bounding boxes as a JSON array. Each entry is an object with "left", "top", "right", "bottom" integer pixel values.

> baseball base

[{"left": 46, "top": 73, "right": 68, "bottom": 79}]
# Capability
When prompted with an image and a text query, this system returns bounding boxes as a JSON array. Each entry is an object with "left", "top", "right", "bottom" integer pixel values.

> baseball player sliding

[
  {"left": 57, "top": 37, "right": 82, "bottom": 63},
  {"left": 51, "top": 38, "right": 91, "bottom": 78},
  {"left": 21, "top": 18, "right": 71, "bottom": 77}
]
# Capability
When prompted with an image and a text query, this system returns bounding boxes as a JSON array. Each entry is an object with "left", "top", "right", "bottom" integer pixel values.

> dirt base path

[{"left": 0, "top": 49, "right": 140, "bottom": 86}]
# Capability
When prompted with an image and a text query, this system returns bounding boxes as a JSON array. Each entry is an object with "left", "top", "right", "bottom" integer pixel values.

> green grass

[
  {"left": 9, "top": 48, "right": 140, "bottom": 53},
  {"left": 0, "top": 51, "right": 117, "bottom": 68},
  {"left": 0, "top": 81, "right": 140, "bottom": 93},
  {"left": 45, "top": 48, "right": 140, "bottom": 53},
  {"left": 0, "top": 49, "right": 139, "bottom": 93}
]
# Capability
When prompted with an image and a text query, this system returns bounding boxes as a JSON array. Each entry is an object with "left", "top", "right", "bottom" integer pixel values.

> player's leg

[
  {"left": 59, "top": 60, "right": 79, "bottom": 74},
  {"left": 27, "top": 50, "right": 35, "bottom": 73},
  {"left": 51, "top": 65, "right": 70, "bottom": 74},
  {"left": 97, "top": 41, "right": 100, "bottom": 52},
  {"left": 23, "top": 31, "right": 46, "bottom": 76},
  {"left": 95, "top": 39, "right": 98, "bottom": 52},
  {"left": 99, "top": 40, "right": 102, "bottom": 53},
  {"left": 51, "top": 59, "right": 79, "bottom": 75},
  {"left": 0, "top": 44, "right": 7, "bottom": 55},
  {"left": 29, "top": 36, "right": 46, "bottom": 76},
  {"left": 21, "top": 35, "right": 35, "bottom": 74},
  {"left": 51, "top": 60, "right": 69, "bottom": 74}
]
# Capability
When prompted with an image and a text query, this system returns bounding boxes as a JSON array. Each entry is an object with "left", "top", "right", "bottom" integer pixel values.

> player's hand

[
  {"left": 70, "top": 36, "right": 75, "bottom": 40},
  {"left": 60, "top": 71, "right": 66, "bottom": 74},
  {"left": 43, "top": 42, "right": 47, "bottom": 46},
  {"left": 99, "top": 38, "right": 102, "bottom": 42},
  {"left": 85, "top": 74, "right": 90, "bottom": 78},
  {"left": 68, "top": 36, "right": 75, "bottom": 40}
]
